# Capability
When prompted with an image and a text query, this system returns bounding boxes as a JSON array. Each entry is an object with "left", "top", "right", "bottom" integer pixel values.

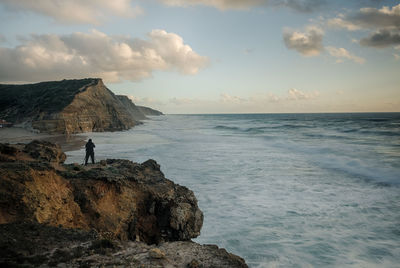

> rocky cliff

[
  {"left": 116, "top": 95, "right": 147, "bottom": 121},
  {"left": 0, "top": 79, "right": 162, "bottom": 134},
  {"left": 0, "top": 141, "right": 247, "bottom": 267},
  {"left": 137, "top": 105, "right": 164, "bottom": 116}
]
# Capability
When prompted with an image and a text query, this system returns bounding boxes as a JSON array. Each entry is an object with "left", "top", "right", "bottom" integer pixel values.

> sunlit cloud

[
  {"left": 283, "top": 26, "right": 324, "bottom": 56},
  {"left": 287, "top": 88, "right": 319, "bottom": 100},
  {"left": 0, "top": 0, "right": 143, "bottom": 25},
  {"left": 326, "top": 46, "right": 365, "bottom": 64},
  {"left": 0, "top": 29, "right": 209, "bottom": 83}
]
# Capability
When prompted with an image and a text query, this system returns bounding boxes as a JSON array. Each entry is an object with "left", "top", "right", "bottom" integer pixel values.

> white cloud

[
  {"left": 394, "top": 53, "right": 400, "bottom": 60},
  {"left": 0, "top": 0, "right": 142, "bottom": 25},
  {"left": 0, "top": 29, "right": 209, "bottom": 83},
  {"left": 327, "top": 17, "right": 361, "bottom": 31},
  {"left": 283, "top": 26, "right": 324, "bottom": 56},
  {"left": 287, "top": 88, "right": 319, "bottom": 100},
  {"left": 221, "top": 89, "right": 320, "bottom": 104},
  {"left": 326, "top": 46, "right": 366, "bottom": 64}
]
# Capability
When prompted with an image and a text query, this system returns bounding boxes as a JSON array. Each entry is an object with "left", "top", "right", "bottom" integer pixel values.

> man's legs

[
  {"left": 85, "top": 153, "right": 89, "bottom": 165},
  {"left": 90, "top": 152, "right": 95, "bottom": 164}
]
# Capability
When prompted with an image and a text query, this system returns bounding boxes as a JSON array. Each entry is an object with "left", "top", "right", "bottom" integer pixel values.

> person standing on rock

[{"left": 85, "top": 139, "right": 95, "bottom": 165}]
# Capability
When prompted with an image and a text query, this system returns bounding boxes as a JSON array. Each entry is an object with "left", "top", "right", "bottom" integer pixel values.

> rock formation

[
  {"left": 116, "top": 95, "right": 147, "bottom": 121},
  {"left": 0, "top": 78, "right": 162, "bottom": 134},
  {"left": 137, "top": 105, "right": 164, "bottom": 116},
  {"left": 0, "top": 141, "right": 247, "bottom": 267}
]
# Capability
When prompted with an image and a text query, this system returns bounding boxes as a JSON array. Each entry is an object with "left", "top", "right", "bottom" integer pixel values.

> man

[{"left": 85, "top": 139, "right": 95, "bottom": 165}]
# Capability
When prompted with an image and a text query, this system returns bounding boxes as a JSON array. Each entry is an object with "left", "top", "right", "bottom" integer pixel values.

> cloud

[
  {"left": 0, "top": 29, "right": 209, "bottom": 83},
  {"left": 158, "top": 0, "right": 324, "bottom": 12},
  {"left": 326, "top": 46, "right": 365, "bottom": 64},
  {"left": 222, "top": 88, "right": 319, "bottom": 104},
  {"left": 360, "top": 30, "right": 400, "bottom": 48},
  {"left": 283, "top": 26, "right": 324, "bottom": 56},
  {"left": 328, "top": 4, "right": 400, "bottom": 31},
  {"left": 287, "top": 88, "right": 319, "bottom": 100},
  {"left": 328, "top": 3, "right": 400, "bottom": 49},
  {"left": 394, "top": 53, "right": 400, "bottom": 60},
  {"left": 0, "top": 0, "right": 142, "bottom": 25}
]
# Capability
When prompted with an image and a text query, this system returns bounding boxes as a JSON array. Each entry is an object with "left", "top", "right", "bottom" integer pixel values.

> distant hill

[{"left": 0, "top": 78, "right": 162, "bottom": 134}]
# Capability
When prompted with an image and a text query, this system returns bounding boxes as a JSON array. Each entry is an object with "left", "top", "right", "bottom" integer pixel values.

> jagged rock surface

[
  {"left": 0, "top": 141, "right": 202, "bottom": 243},
  {"left": 0, "top": 222, "right": 248, "bottom": 267},
  {"left": 0, "top": 141, "right": 247, "bottom": 267},
  {"left": 0, "top": 78, "right": 162, "bottom": 134}
]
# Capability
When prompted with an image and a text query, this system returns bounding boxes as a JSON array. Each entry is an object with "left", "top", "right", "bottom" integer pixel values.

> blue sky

[{"left": 0, "top": 0, "right": 399, "bottom": 113}]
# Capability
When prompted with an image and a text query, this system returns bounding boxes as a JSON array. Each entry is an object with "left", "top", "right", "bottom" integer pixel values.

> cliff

[
  {"left": 0, "top": 141, "right": 247, "bottom": 267},
  {"left": 137, "top": 105, "right": 164, "bottom": 116},
  {"left": 116, "top": 95, "right": 147, "bottom": 121},
  {"left": 0, "top": 79, "right": 162, "bottom": 134}
]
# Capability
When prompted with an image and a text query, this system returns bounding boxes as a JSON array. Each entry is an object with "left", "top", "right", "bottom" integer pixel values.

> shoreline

[{"left": 0, "top": 127, "right": 86, "bottom": 152}]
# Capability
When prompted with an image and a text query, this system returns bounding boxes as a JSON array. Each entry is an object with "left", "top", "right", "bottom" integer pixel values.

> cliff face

[
  {"left": 0, "top": 79, "right": 162, "bottom": 134},
  {"left": 116, "top": 95, "right": 147, "bottom": 121},
  {"left": 137, "top": 105, "right": 164, "bottom": 116},
  {"left": 0, "top": 141, "right": 247, "bottom": 267},
  {"left": 0, "top": 141, "right": 202, "bottom": 244}
]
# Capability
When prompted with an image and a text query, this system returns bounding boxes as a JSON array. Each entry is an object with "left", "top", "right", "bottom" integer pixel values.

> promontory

[{"left": 0, "top": 78, "right": 162, "bottom": 134}]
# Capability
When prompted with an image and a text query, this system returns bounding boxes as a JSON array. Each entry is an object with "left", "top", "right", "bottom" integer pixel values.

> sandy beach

[{"left": 0, "top": 127, "right": 86, "bottom": 152}]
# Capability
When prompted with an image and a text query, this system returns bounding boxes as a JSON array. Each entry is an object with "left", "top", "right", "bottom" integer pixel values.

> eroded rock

[
  {"left": 0, "top": 140, "right": 247, "bottom": 267},
  {"left": 0, "top": 140, "right": 202, "bottom": 244}
]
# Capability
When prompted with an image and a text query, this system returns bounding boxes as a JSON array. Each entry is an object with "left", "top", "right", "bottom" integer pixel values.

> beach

[{"left": 0, "top": 127, "right": 86, "bottom": 152}]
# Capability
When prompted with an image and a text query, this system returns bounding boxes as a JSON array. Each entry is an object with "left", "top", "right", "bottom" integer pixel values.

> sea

[{"left": 65, "top": 113, "right": 400, "bottom": 268}]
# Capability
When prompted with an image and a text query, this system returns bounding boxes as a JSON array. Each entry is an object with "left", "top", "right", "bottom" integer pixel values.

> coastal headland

[
  {"left": 0, "top": 140, "right": 248, "bottom": 267},
  {"left": 0, "top": 78, "right": 162, "bottom": 135}
]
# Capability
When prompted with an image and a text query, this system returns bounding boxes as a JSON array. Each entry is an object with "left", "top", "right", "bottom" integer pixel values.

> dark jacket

[{"left": 85, "top": 141, "right": 95, "bottom": 153}]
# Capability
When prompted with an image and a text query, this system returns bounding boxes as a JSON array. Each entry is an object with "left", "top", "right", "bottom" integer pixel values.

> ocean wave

[{"left": 214, "top": 125, "right": 241, "bottom": 131}]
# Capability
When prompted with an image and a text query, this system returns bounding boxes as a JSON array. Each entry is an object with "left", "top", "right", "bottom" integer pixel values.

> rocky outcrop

[
  {"left": 0, "top": 141, "right": 202, "bottom": 244},
  {"left": 0, "top": 222, "right": 248, "bottom": 267},
  {"left": 116, "top": 95, "right": 147, "bottom": 121},
  {"left": 0, "top": 141, "right": 248, "bottom": 267},
  {"left": 137, "top": 105, "right": 164, "bottom": 116},
  {"left": 0, "top": 79, "right": 162, "bottom": 134}
]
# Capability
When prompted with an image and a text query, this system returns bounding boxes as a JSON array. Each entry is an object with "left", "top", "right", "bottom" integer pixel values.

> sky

[{"left": 0, "top": 0, "right": 399, "bottom": 114}]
